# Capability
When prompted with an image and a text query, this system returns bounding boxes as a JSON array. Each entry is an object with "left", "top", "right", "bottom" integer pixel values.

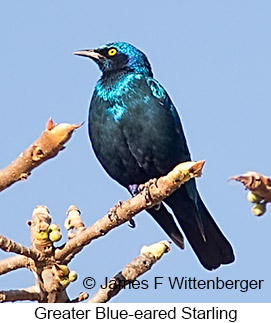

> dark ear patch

[{"left": 114, "top": 52, "right": 129, "bottom": 67}]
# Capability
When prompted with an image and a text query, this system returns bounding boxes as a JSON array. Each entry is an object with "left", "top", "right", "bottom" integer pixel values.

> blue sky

[{"left": 0, "top": 0, "right": 270, "bottom": 302}]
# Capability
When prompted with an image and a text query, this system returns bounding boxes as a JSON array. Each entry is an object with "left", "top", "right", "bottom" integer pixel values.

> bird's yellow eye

[{"left": 108, "top": 48, "right": 117, "bottom": 56}]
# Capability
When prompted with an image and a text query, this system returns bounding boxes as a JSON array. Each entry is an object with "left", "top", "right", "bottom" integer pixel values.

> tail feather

[
  {"left": 165, "top": 187, "right": 235, "bottom": 270},
  {"left": 147, "top": 203, "right": 184, "bottom": 250}
]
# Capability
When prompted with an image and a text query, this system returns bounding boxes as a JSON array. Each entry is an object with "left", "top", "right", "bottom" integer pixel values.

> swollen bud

[
  {"left": 49, "top": 230, "right": 62, "bottom": 242},
  {"left": 251, "top": 203, "right": 266, "bottom": 216},
  {"left": 141, "top": 240, "right": 171, "bottom": 260},
  {"left": 48, "top": 223, "right": 61, "bottom": 232},
  {"left": 58, "top": 265, "right": 70, "bottom": 277},
  {"left": 247, "top": 191, "right": 263, "bottom": 203},
  {"left": 68, "top": 270, "right": 78, "bottom": 282},
  {"left": 60, "top": 277, "right": 70, "bottom": 287},
  {"left": 34, "top": 230, "right": 49, "bottom": 241}
]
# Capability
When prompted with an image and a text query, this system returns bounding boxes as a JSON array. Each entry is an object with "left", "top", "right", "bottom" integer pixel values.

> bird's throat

[{"left": 96, "top": 72, "right": 142, "bottom": 103}]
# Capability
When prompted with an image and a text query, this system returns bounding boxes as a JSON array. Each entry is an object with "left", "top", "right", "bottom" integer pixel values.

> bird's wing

[
  {"left": 120, "top": 75, "right": 203, "bottom": 235},
  {"left": 120, "top": 76, "right": 191, "bottom": 179}
]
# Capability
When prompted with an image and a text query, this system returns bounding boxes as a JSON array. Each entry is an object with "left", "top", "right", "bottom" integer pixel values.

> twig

[
  {"left": 0, "top": 286, "right": 41, "bottom": 302},
  {"left": 89, "top": 240, "right": 171, "bottom": 303},
  {"left": 64, "top": 205, "right": 86, "bottom": 240},
  {"left": 69, "top": 292, "right": 89, "bottom": 303},
  {"left": 230, "top": 171, "right": 271, "bottom": 202},
  {"left": 0, "top": 255, "right": 33, "bottom": 276},
  {"left": 0, "top": 235, "right": 40, "bottom": 260},
  {"left": 0, "top": 118, "right": 81, "bottom": 192},
  {"left": 55, "top": 160, "right": 205, "bottom": 262},
  {"left": 0, "top": 161, "right": 204, "bottom": 303}
]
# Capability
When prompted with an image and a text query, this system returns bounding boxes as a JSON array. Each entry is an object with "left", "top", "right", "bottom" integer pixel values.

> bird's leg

[
  {"left": 138, "top": 178, "right": 161, "bottom": 210},
  {"left": 107, "top": 201, "right": 123, "bottom": 224},
  {"left": 128, "top": 184, "right": 139, "bottom": 196},
  {"left": 127, "top": 184, "right": 139, "bottom": 228}
]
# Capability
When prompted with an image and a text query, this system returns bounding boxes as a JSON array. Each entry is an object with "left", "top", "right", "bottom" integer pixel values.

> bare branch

[
  {"left": 0, "top": 286, "right": 41, "bottom": 302},
  {"left": 64, "top": 205, "right": 86, "bottom": 240},
  {"left": 0, "top": 255, "right": 33, "bottom": 276},
  {"left": 41, "top": 268, "right": 69, "bottom": 303},
  {"left": 55, "top": 160, "right": 205, "bottom": 261},
  {"left": 89, "top": 240, "right": 171, "bottom": 303},
  {"left": 0, "top": 119, "right": 81, "bottom": 192},
  {"left": 28, "top": 205, "right": 54, "bottom": 256},
  {"left": 0, "top": 234, "right": 40, "bottom": 260},
  {"left": 0, "top": 161, "right": 203, "bottom": 303},
  {"left": 230, "top": 171, "right": 271, "bottom": 202},
  {"left": 69, "top": 292, "right": 89, "bottom": 303}
]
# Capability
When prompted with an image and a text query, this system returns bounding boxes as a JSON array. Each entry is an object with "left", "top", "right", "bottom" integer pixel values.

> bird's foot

[
  {"left": 138, "top": 178, "right": 158, "bottom": 207},
  {"left": 107, "top": 201, "right": 123, "bottom": 223}
]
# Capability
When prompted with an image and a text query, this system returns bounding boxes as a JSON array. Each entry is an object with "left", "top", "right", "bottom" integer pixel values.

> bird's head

[{"left": 74, "top": 41, "right": 153, "bottom": 76}]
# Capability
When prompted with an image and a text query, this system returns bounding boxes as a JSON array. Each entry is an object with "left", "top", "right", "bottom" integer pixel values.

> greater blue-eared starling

[{"left": 74, "top": 42, "right": 234, "bottom": 270}]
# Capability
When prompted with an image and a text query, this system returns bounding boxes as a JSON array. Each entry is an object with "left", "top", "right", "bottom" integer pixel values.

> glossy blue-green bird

[{"left": 74, "top": 41, "right": 234, "bottom": 270}]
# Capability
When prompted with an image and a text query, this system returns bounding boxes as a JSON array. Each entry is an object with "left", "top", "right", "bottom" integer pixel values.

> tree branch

[
  {"left": 55, "top": 160, "right": 205, "bottom": 262},
  {"left": 0, "top": 161, "right": 204, "bottom": 303},
  {"left": 0, "top": 286, "right": 41, "bottom": 303},
  {"left": 230, "top": 171, "right": 271, "bottom": 202},
  {"left": 89, "top": 240, "right": 171, "bottom": 303},
  {"left": 69, "top": 292, "right": 89, "bottom": 303},
  {"left": 0, "top": 118, "right": 81, "bottom": 192},
  {"left": 0, "top": 255, "right": 33, "bottom": 276},
  {"left": 0, "top": 234, "right": 40, "bottom": 260}
]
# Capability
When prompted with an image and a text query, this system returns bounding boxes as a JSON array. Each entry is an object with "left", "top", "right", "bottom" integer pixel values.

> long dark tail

[
  {"left": 164, "top": 187, "right": 234, "bottom": 270},
  {"left": 147, "top": 203, "right": 185, "bottom": 249}
]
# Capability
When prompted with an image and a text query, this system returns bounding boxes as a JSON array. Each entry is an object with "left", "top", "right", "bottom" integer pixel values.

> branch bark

[
  {"left": 0, "top": 160, "right": 204, "bottom": 303},
  {"left": 230, "top": 171, "right": 271, "bottom": 202},
  {"left": 55, "top": 160, "right": 205, "bottom": 262},
  {"left": 0, "top": 235, "right": 40, "bottom": 260},
  {"left": 0, "top": 118, "right": 81, "bottom": 192},
  {"left": 69, "top": 292, "right": 89, "bottom": 303},
  {"left": 0, "top": 286, "right": 41, "bottom": 303},
  {"left": 0, "top": 255, "right": 32, "bottom": 275},
  {"left": 89, "top": 240, "right": 171, "bottom": 303}
]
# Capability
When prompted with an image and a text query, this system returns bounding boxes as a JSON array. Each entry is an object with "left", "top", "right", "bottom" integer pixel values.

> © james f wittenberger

[{"left": 82, "top": 275, "right": 264, "bottom": 293}]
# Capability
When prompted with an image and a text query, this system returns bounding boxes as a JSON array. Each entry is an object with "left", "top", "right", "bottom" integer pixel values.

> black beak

[{"left": 73, "top": 49, "right": 104, "bottom": 60}]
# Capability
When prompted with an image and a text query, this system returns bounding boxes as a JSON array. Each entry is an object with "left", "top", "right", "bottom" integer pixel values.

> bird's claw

[
  {"left": 108, "top": 201, "right": 123, "bottom": 223},
  {"left": 128, "top": 219, "right": 136, "bottom": 228},
  {"left": 138, "top": 178, "right": 158, "bottom": 206}
]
